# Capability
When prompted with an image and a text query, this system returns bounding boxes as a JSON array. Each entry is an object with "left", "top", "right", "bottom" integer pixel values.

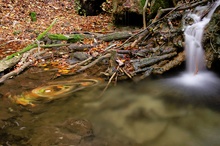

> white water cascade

[
  {"left": 185, "top": 0, "right": 220, "bottom": 74},
  {"left": 173, "top": 0, "right": 220, "bottom": 87},
  {"left": 161, "top": 0, "right": 220, "bottom": 104}
]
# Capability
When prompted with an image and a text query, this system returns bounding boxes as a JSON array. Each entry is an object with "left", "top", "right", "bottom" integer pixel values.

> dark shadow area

[
  {"left": 77, "top": 0, "right": 106, "bottom": 16},
  {"left": 210, "top": 59, "right": 220, "bottom": 77},
  {"left": 113, "top": 11, "right": 143, "bottom": 27}
]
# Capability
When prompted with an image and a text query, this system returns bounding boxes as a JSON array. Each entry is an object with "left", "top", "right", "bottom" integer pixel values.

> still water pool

[{"left": 0, "top": 69, "right": 220, "bottom": 146}]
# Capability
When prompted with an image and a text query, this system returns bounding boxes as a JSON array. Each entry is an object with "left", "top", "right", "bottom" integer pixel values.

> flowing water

[
  {"left": 165, "top": 0, "right": 220, "bottom": 96},
  {"left": 1, "top": 75, "right": 220, "bottom": 146},
  {"left": 173, "top": 0, "right": 220, "bottom": 83},
  {"left": 1, "top": 1, "right": 220, "bottom": 146}
]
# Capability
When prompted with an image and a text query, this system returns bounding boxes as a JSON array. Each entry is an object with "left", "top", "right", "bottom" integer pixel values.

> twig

[
  {"left": 143, "top": 0, "right": 149, "bottom": 29},
  {"left": 77, "top": 53, "right": 111, "bottom": 72},
  {"left": 35, "top": 39, "right": 41, "bottom": 53},
  {"left": 116, "top": 29, "right": 144, "bottom": 49},
  {"left": 121, "top": 67, "right": 132, "bottom": 79},
  {"left": 159, "top": 0, "right": 208, "bottom": 12},
  {"left": 68, "top": 56, "right": 93, "bottom": 69},
  {"left": 104, "top": 43, "right": 116, "bottom": 51},
  {"left": 210, "top": 38, "right": 217, "bottom": 53},
  {"left": 0, "top": 39, "right": 33, "bottom": 47},
  {"left": 99, "top": 66, "right": 119, "bottom": 97},
  {"left": 131, "top": 5, "right": 181, "bottom": 47},
  {"left": 132, "top": 0, "right": 205, "bottom": 48},
  {"left": 0, "top": 61, "right": 32, "bottom": 84}
]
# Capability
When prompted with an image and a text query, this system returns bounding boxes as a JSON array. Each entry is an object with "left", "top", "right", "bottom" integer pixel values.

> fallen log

[
  {"left": 5, "top": 19, "right": 57, "bottom": 60},
  {"left": 0, "top": 56, "right": 21, "bottom": 73},
  {"left": 97, "top": 31, "right": 132, "bottom": 42},
  {"left": 131, "top": 52, "right": 177, "bottom": 70},
  {"left": 152, "top": 51, "right": 185, "bottom": 74}
]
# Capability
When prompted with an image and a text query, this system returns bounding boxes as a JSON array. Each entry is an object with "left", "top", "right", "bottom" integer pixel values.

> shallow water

[{"left": 1, "top": 69, "right": 220, "bottom": 146}]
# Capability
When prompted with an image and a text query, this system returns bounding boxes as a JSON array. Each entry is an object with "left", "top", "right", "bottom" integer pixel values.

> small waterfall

[
  {"left": 184, "top": 0, "right": 220, "bottom": 74},
  {"left": 161, "top": 0, "right": 220, "bottom": 103}
]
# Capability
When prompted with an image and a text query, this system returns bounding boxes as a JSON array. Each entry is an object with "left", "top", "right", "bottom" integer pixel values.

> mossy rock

[{"left": 147, "top": 0, "right": 173, "bottom": 19}]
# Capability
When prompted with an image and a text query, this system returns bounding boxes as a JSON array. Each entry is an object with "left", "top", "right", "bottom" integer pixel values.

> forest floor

[{"left": 0, "top": 0, "right": 114, "bottom": 59}]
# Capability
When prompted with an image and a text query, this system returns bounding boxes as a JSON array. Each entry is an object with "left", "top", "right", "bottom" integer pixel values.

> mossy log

[
  {"left": 5, "top": 19, "right": 57, "bottom": 60},
  {"left": 48, "top": 34, "right": 83, "bottom": 43}
]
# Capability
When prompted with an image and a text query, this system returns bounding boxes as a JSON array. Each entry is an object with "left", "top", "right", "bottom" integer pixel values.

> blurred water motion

[
  {"left": 160, "top": 72, "right": 220, "bottom": 108},
  {"left": 82, "top": 79, "right": 220, "bottom": 146},
  {"left": 160, "top": 0, "right": 220, "bottom": 110}
]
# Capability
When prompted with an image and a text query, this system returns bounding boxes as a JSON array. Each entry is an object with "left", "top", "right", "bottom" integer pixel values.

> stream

[{"left": 0, "top": 68, "right": 220, "bottom": 146}]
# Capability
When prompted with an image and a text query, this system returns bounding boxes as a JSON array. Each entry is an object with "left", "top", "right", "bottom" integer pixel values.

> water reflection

[{"left": 9, "top": 79, "right": 100, "bottom": 106}]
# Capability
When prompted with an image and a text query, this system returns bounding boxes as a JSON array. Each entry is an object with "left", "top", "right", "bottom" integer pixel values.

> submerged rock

[{"left": 60, "top": 118, "right": 94, "bottom": 139}]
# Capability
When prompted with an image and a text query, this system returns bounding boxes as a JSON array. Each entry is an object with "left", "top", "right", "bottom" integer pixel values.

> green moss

[
  {"left": 13, "top": 30, "right": 22, "bottom": 35},
  {"left": 29, "top": 11, "right": 37, "bottom": 21},
  {"left": 48, "top": 34, "right": 83, "bottom": 43},
  {"left": 140, "top": 0, "right": 146, "bottom": 8},
  {"left": 68, "top": 34, "right": 83, "bottom": 43},
  {"left": 147, "top": 0, "right": 171, "bottom": 19},
  {"left": 150, "top": 0, "right": 170, "bottom": 14}
]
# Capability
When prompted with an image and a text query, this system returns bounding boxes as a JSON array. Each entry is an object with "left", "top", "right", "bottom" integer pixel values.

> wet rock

[
  {"left": 68, "top": 52, "right": 89, "bottom": 64},
  {"left": 72, "top": 52, "right": 89, "bottom": 61},
  {"left": 30, "top": 126, "right": 82, "bottom": 145},
  {"left": 60, "top": 118, "right": 94, "bottom": 139},
  {"left": 0, "top": 120, "right": 4, "bottom": 128}
]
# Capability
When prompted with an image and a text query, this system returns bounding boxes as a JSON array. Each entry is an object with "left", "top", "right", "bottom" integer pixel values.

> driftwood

[
  {"left": 0, "top": 56, "right": 21, "bottom": 72},
  {"left": 153, "top": 51, "right": 185, "bottom": 74},
  {"left": 132, "top": 52, "right": 177, "bottom": 72},
  {"left": 0, "top": 49, "right": 46, "bottom": 84}
]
